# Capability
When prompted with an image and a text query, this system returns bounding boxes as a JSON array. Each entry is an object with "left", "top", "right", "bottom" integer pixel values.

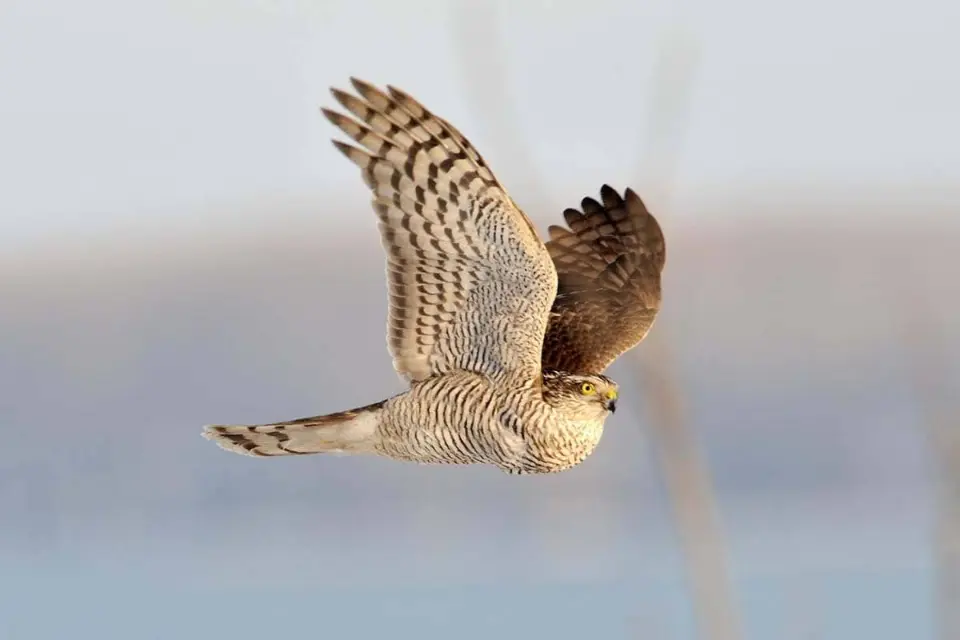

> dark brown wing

[{"left": 540, "top": 185, "right": 665, "bottom": 374}]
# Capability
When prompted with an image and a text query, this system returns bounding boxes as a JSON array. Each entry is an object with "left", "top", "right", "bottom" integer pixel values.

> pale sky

[{"left": 1, "top": 0, "right": 957, "bottom": 249}]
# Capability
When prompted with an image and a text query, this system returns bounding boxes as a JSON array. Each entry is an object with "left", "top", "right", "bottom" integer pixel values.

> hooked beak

[{"left": 604, "top": 391, "right": 618, "bottom": 413}]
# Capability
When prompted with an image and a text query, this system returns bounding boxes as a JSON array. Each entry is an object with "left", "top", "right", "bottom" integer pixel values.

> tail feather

[{"left": 202, "top": 401, "right": 383, "bottom": 457}]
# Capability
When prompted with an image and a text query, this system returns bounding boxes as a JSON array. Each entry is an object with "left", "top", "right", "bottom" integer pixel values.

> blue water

[{"left": 0, "top": 552, "right": 933, "bottom": 639}]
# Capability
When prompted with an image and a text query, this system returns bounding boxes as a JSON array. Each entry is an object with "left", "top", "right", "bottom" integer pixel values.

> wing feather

[
  {"left": 323, "top": 79, "right": 557, "bottom": 383},
  {"left": 541, "top": 185, "right": 665, "bottom": 373}
]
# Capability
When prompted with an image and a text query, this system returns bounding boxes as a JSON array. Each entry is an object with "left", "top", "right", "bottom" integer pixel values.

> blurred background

[{"left": 2, "top": 1, "right": 958, "bottom": 638}]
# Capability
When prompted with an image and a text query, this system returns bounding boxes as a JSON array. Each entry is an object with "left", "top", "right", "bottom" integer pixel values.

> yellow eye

[{"left": 580, "top": 382, "right": 596, "bottom": 395}]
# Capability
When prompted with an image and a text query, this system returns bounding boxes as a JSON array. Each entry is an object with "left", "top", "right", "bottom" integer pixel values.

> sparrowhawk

[{"left": 203, "top": 78, "right": 665, "bottom": 474}]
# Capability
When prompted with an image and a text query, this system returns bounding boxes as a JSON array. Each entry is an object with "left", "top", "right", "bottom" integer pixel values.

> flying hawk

[{"left": 203, "top": 78, "right": 665, "bottom": 474}]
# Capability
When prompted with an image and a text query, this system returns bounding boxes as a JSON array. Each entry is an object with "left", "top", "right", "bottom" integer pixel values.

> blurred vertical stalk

[
  {"left": 899, "top": 275, "right": 958, "bottom": 640},
  {"left": 448, "top": 1, "right": 553, "bottom": 211},
  {"left": 449, "top": 3, "right": 743, "bottom": 638},
  {"left": 630, "top": 30, "right": 743, "bottom": 640},
  {"left": 632, "top": 338, "right": 743, "bottom": 640}
]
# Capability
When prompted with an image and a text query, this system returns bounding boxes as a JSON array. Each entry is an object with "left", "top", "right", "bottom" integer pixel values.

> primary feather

[
  {"left": 321, "top": 78, "right": 556, "bottom": 384},
  {"left": 541, "top": 185, "right": 665, "bottom": 374}
]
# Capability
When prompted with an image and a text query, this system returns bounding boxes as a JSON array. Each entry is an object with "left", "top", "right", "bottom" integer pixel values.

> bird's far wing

[
  {"left": 541, "top": 185, "right": 665, "bottom": 374},
  {"left": 323, "top": 79, "right": 557, "bottom": 383}
]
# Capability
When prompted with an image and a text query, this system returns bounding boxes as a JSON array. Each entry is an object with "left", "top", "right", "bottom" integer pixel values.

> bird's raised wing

[
  {"left": 322, "top": 79, "right": 557, "bottom": 383},
  {"left": 540, "top": 185, "right": 665, "bottom": 374}
]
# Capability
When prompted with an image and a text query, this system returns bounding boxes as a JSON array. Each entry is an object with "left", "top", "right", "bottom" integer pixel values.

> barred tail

[{"left": 202, "top": 401, "right": 384, "bottom": 457}]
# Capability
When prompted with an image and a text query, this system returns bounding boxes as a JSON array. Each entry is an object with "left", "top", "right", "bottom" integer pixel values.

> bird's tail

[{"left": 202, "top": 401, "right": 384, "bottom": 457}]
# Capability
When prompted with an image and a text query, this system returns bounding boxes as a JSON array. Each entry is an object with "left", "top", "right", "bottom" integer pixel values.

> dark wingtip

[
  {"left": 623, "top": 187, "right": 646, "bottom": 207},
  {"left": 319, "top": 106, "right": 341, "bottom": 124},
  {"left": 329, "top": 87, "right": 354, "bottom": 108},
  {"left": 349, "top": 77, "right": 378, "bottom": 95},
  {"left": 580, "top": 196, "right": 601, "bottom": 212},
  {"left": 330, "top": 139, "right": 356, "bottom": 157},
  {"left": 599, "top": 184, "right": 623, "bottom": 208}
]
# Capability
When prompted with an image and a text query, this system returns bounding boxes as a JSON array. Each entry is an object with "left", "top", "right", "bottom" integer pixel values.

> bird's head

[{"left": 541, "top": 370, "right": 619, "bottom": 420}]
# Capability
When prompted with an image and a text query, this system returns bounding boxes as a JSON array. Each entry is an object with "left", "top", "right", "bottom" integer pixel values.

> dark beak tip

[{"left": 608, "top": 400, "right": 617, "bottom": 413}]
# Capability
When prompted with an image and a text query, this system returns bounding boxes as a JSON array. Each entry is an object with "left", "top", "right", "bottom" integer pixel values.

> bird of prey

[{"left": 202, "top": 78, "right": 665, "bottom": 474}]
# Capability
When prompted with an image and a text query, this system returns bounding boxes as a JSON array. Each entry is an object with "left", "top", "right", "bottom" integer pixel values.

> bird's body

[
  {"left": 216, "top": 370, "right": 616, "bottom": 474},
  {"left": 203, "top": 78, "right": 665, "bottom": 474}
]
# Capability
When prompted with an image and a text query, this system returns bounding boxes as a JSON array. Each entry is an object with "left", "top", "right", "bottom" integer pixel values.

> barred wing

[
  {"left": 541, "top": 185, "right": 665, "bottom": 374},
  {"left": 322, "top": 79, "right": 557, "bottom": 383}
]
